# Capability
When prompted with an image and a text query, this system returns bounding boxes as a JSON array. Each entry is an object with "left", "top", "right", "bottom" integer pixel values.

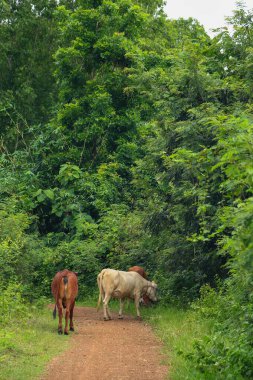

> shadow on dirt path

[{"left": 41, "top": 306, "right": 168, "bottom": 380}]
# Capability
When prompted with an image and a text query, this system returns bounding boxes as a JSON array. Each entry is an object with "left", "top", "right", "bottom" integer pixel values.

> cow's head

[{"left": 146, "top": 281, "right": 158, "bottom": 302}]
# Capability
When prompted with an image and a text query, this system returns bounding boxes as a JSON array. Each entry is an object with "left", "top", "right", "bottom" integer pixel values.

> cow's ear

[{"left": 74, "top": 272, "right": 79, "bottom": 277}]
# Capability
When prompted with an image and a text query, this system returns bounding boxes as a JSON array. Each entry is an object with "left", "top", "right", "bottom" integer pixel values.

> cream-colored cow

[{"left": 97, "top": 268, "right": 158, "bottom": 320}]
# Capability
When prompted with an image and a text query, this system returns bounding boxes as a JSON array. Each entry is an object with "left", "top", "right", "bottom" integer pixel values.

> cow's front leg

[
  {"left": 64, "top": 300, "right": 71, "bottom": 335},
  {"left": 103, "top": 295, "right": 111, "bottom": 321},
  {"left": 118, "top": 299, "right": 124, "bottom": 319},
  {"left": 69, "top": 300, "right": 75, "bottom": 332},
  {"left": 134, "top": 294, "right": 141, "bottom": 319},
  {"left": 57, "top": 299, "right": 63, "bottom": 334}
]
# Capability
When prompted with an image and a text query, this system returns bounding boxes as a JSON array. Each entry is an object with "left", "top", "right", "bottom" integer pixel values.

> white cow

[{"left": 97, "top": 268, "right": 158, "bottom": 320}]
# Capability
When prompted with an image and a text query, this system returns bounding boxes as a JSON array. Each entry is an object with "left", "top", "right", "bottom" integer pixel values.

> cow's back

[
  {"left": 118, "top": 270, "right": 144, "bottom": 288},
  {"left": 51, "top": 269, "right": 78, "bottom": 300},
  {"left": 101, "top": 269, "right": 145, "bottom": 298}
]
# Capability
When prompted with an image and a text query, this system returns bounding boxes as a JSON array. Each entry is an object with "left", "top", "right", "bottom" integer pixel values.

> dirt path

[{"left": 41, "top": 306, "right": 168, "bottom": 380}]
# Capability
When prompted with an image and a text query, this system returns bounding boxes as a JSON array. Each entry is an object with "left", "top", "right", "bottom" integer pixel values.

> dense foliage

[{"left": 1, "top": 0, "right": 253, "bottom": 378}]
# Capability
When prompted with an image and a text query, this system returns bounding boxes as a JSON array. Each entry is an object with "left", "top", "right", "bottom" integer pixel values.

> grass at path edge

[
  {"left": 0, "top": 303, "right": 70, "bottom": 380},
  {"left": 141, "top": 305, "right": 215, "bottom": 380},
  {"left": 0, "top": 299, "right": 212, "bottom": 380}
]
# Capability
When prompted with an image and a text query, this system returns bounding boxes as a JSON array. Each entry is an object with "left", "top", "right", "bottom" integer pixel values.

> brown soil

[{"left": 41, "top": 306, "right": 168, "bottom": 380}]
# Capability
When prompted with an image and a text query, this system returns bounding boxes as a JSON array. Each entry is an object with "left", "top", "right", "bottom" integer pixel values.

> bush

[
  {"left": 191, "top": 281, "right": 253, "bottom": 379},
  {"left": 0, "top": 282, "right": 30, "bottom": 326}
]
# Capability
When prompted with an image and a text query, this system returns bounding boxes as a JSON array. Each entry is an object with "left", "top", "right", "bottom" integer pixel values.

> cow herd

[{"left": 51, "top": 266, "right": 158, "bottom": 335}]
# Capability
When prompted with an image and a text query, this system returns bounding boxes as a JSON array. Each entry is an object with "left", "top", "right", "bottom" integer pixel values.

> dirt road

[{"left": 41, "top": 306, "right": 168, "bottom": 380}]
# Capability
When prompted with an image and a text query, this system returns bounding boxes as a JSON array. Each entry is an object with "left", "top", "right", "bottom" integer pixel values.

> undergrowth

[
  {"left": 0, "top": 291, "right": 70, "bottom": 380},
  {"left": 141, "top": 304, "right": 215, "bottom": 380}
]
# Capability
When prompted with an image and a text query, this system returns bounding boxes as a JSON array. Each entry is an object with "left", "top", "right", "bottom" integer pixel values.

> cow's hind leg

[
  {"left": 69, "top": 300, "right": 75, "bottom": 332},
  {"left": 57, "top": 299, "right": 63, "bottom": 334},
  {"left": 64, "top": 299, "right": 71, "bottom": 335},
  {"left": 103, "top": 294, "right": 112, "bottom": 321},
  {"left": 118, "top": 299, "right": 124, "bottom": 319}
]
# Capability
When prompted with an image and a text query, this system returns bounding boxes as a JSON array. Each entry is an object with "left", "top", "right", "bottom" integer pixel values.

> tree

[{"left": 0, "top": 0, "right": 58, "bottom": 152}]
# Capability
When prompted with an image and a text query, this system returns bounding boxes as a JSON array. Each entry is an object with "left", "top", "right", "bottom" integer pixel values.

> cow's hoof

[
  {"left": 64, "top": 331, "right": 69, "bottom": 335},
  {"left": 70, "top": 327, "right": 74, "bottom": 332},
  {"left": 58, "top": 330, "right": 63, "bottom": 335},
  {"left": 118, "top": 315, "right": 123, "bottom": 319},
  {"left": 103, "top": 317, "right": 110, "bottom": 321},
  {"left": 136, "top": 316, "right": 142, "bottom": 321}
]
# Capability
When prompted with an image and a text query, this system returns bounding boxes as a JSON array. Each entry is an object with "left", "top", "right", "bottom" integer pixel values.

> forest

[{"left": 1, "top": 0, "right": 253, "bottom": 378}]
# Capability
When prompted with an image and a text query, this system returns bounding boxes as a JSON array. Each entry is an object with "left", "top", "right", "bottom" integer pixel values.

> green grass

[
  {"left": 140, "top": 305, "right": 215, "bottom": 380},
  {"left": 0, "top": 305, "right": 70, "bottom": 380}
]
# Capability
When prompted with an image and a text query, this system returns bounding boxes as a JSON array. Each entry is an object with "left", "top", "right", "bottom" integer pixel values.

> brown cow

[
  {"left": 128, "top": 266, "right": 150, "bottom": 305},
  {"left": 51, "top": 269, "right": 78, "bottom": 335},
  {"left": 128, "top": 266, "right": 147, "bottom": 279},
  {"left": 97, "top": 269, "right": 158, "bottom": 320}
]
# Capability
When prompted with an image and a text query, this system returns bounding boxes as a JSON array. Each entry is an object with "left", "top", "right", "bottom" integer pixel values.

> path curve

[{"left": 41, "top": 306, "right": 168, "bottom": 380}]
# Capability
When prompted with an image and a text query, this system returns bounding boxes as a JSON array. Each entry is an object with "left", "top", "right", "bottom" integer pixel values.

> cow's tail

[
  {"left": 53, "top": 304, "right": 57, "bottom": 319},
  {"left": 63, "top": 275, "right": 68, "bottom": 285},
  {"left": 96, "top": 272, "right": 103, "bottom": 311},
  {"left": 63, "top": 275, "right": 68, "bottom": 306}
]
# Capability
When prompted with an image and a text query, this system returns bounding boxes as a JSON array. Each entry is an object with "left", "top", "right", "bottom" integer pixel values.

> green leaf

[{"left": 44, "top": 189, "right": 54, "bottom": 200}]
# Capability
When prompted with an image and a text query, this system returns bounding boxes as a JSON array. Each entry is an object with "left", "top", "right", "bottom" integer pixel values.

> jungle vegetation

[{"left": 1, "top": 0, "right": 253, "bottom": 378}]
